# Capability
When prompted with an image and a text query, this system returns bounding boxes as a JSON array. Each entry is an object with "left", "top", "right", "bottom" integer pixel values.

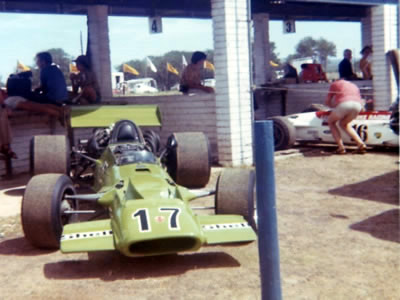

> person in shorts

[{"left": 325, "top": 79, "right": 367, "bottom": 154}]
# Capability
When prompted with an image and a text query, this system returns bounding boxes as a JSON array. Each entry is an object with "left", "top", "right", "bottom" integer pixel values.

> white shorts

[
  {"left": 334, "top": 101, "right": 362, "bottom": 119},
  {"left": 4, "top": 96, "right": 27, "bottom": 110}
]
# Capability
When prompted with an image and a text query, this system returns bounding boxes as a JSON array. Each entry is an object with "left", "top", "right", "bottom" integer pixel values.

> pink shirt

[{"left": 326, "top": 80, "right": 363, "bottom": 108}]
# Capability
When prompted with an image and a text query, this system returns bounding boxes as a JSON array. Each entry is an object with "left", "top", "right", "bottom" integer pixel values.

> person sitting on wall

[
  {"left": 70, "top": 55, "right": 101, "bottom": 104},
  {"left": 29, "top": 52, "right": 68, "bottom": 105},
  {"left": 283, "top": 63, "right": 299, "bottom": 83},
  {"left": 4, "top": 70, "right": 67, "bottom": 125},
  {"left": 325, "top": 79, "right": 366, "bottom": 154},
  {"left": 338, "top": 49, "right": 359, "bottom": 81},
  {"left": 359, "top": 46, "right": 373, "bottom": 80},
  {"left": 180, "top": 51, "right": 214, "bottom": 94}
]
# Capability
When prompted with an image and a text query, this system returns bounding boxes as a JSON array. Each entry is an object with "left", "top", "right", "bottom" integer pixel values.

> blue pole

[{"left": 254, "top": 121, "right": 282, "bottom": 300}]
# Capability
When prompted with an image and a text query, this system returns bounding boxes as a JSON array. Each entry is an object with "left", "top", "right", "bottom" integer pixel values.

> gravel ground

[{"left": 0, "top": 146, "right": 398, "bottom": 299}]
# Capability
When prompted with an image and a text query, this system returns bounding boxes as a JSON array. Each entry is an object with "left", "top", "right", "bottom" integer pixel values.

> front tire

[
  {"left": 215, "top": 169, "right": 255, "bottom": 225},
  {"left": 21, "top": 174, "right": 76, "bottom": 249}
]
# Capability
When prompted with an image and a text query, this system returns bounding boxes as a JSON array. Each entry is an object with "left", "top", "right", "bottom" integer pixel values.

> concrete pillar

[
  {"left": 253, "top": 13, "right": 272, "bottom": 85},
  {"left": 361, "top": 8, "right": 372, "bottom": 47},
  {"left": 371, "top": 4, "right": 398, "bottom": 109},
  {"left": 211, "top": 0, "right": 253, "bottom": 166},
  {"left": 87, "top": 5, "right": 113, "bottom": 99}
]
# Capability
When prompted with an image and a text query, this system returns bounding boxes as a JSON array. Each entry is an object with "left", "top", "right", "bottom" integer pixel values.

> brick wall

[
  {"left": 0, "top": 94, "right": 217, "bottom": 176},
  {"left": 212, "top": 0, "right": 253, "bottom": 166},
  {"left": 371, "top": 4, "right": 399, "bottom": 110}
]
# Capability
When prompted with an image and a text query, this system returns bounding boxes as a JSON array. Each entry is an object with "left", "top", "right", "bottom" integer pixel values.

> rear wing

[{"left": 70, "top": 105, "right": 162, "bottom": 128}]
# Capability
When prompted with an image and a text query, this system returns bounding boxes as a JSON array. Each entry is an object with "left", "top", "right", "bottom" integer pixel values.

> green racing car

[{"left": 21, "top": 105, "right": 256, "bottom": 257}]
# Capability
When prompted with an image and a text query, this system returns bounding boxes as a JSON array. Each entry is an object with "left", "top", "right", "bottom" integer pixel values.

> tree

[{"left": 287, "top": 37, "right": 336, "bottom": 70}]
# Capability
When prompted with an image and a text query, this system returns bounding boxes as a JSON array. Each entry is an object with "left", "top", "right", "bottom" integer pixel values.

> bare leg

[
  {"left": 339, "top": 113, "right": 366, "bottom": 148},
  {"left": 17, "top": 101, "right": 62, "bottom": 118},
  {"left": 328, "top": 112, "right": 345, "bottom": 151}
]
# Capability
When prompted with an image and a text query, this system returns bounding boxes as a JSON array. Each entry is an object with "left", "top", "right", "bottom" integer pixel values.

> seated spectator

[
  {"left": 180, "top": 51, "right": 214, "bottom": 94},
  {"left": 283, "top": 63, "right": 299, "bottom": 83},
  {"left": 29, "top": 52, "right": 68, "bottom": 105},
  {"left": 70, "top": 55, "right": 101, "bottom": 104},
  {"left": 359, "top": 46, "right": 373, "bottom": 80},
  {"left": 338, "top": 49, "right": 359, "bottom": 81}
]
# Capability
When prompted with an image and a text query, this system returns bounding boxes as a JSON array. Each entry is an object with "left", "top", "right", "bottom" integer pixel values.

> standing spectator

[
  {"left": 338, "top": 49, "right": 358, "bottom": 80},
  {"left": 359, "top": 46, "right": 373, "bottom": 80},
  {"left": 325, "top": 79, "right": 366, "bottom": 154},
  {"left": 180, "top": 51, "right": 214, "bottom": 94},
  {"left": 30, "top": 52, "right": 68, "bottom": 105},
  {"left": 70, "top": 55, "right": 101, "bottom": 104}
]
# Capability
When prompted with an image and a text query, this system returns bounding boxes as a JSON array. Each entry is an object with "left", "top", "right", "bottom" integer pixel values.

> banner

[
  {"left": 182, "top": 55, "right": 188, "bottom": 68},
  {"left": 167, "top": 62, "right": 179, "bottom": 75},
  {"left": 123, "top": 64, "right": 139, "bottom": 76},
  {"left": 145, "top": 57, "right": 157, "bottom": 73},
  {"left": 69, "top": 63, "right": 79, "bottom": 73},
  {"left": 17, "top": 60, "right": 30, "bottom": 72},
  {"left": 204, "top": 60, "right": 215, "bottom": 71}
]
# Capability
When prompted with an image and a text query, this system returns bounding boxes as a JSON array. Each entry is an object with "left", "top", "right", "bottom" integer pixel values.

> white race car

[{"left": 269, "top": 108, "right": 399, "bottom": 150}]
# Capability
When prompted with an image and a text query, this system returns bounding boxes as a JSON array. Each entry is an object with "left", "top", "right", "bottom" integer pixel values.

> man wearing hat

[{"left": 70, "top": 55, "right": 101, "bottom": 104}]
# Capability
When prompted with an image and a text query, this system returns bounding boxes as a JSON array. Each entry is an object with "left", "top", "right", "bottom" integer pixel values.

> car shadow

[
  {"left": 0, "top": 237, "right": 55, "bottom": 256},
  {"left": 350, "top": 209, "right": 399, "bottom": 243},
  {"left": 328, "top": 170, "right": 399, "bottom": 205},
  {"left": 44, "top": 251, "right": 241, "bottom": 281}
]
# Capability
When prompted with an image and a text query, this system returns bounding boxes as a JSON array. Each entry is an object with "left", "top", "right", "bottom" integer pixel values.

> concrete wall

[{"left": 1, "top": 94, "right": 217, "bottom": 177}]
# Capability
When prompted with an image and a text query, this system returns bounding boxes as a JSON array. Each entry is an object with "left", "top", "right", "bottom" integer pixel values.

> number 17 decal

[
  {"left": 132, "top": 207, "right": 181, "bottom": 232},
  {"left": 159, "top": 208, "right": 181, "bottom": 230}
]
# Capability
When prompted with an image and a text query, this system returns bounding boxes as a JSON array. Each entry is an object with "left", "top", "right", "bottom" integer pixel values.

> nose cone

[{"left": 114, "top": 200, "right": 205, "bottom": 257}]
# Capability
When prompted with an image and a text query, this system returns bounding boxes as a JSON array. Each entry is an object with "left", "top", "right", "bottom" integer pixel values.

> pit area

[{"left": 0, "top": 147, "right": 398, "bottom": 299}]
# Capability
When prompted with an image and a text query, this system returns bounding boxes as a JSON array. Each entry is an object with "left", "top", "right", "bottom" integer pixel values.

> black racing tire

[
  {"left": 268, "top": 116, "right": 296, "bottom": 151},
  {"left": 166, "top": 132, "right": 211, "bottom": 188},
  {"left": 302, "top": 103, "right": 329, "bottom": 113},
  {"left": 143, "top": 130, "right": 161, "bottom": 154},
  {"left": 21, "top": 174, "right": 76, "bottom": 249},
  {"left": 215, "top": 169, "right": 255, "bottom": 224},
  {"left": 30, "top": 135, "right": 70, "bottom": 175}
]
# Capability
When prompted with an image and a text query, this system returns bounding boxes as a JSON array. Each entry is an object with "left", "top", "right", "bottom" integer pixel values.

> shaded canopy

[{"left": 0, "top": 0, "right": 397, "bottom": 21}]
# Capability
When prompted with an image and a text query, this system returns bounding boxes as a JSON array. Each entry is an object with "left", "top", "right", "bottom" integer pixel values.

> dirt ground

[{"left": 0, "top": 146, "right": 398, "bottom": 300}]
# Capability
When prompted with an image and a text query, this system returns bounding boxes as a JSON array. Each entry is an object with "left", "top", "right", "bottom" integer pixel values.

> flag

[
  {"left": 123, "top": 64, "right": 139, "bottom": 75},
  {"left": 145, "top": 57, "right": 157, "bottom": 73},
  {"left": 182, "top": 55, "right": 188, "bottom": 67},
  {"left": 204, "top": 60, "right": 215, "bottom": 71},
  {"left": 269, "top": 60, "right": 279, "bottom": 67},
  {"left": 167, "top": 62, "right": 179, "bottom": 75},
  {"left": 69, "top": 63, "right": 78, "bottom": 73},
  {"left": 17, "top": 60, "right": 30, "bottom": 72}
]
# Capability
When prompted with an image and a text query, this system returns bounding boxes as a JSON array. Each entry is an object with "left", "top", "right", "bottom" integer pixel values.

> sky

[{"left": 0, "top": 12, "right": 362, "bottom": 81}]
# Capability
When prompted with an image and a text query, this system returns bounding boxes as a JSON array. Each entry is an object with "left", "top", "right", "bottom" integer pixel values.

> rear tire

[
  {"left": 215, "top": 169, "right": 255, "bottom": 224},
  {"left": 166, "top": 132, "right": 211, "bottom": 188},
  {"left": 21, "top": 174, "right": 76, "bottom": 249},
  {"left": 30, "top": 135, "right": 70, "bottom": 175},
  {"left": 268, "top": 116, "right": 296, "bottom": 151}
]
